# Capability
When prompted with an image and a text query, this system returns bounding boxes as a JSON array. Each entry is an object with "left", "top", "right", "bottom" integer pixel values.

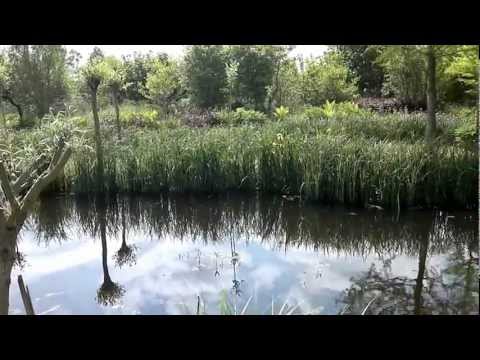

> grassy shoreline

[{"left": 4, "top": 107, "right": 478, "bottom": 210}]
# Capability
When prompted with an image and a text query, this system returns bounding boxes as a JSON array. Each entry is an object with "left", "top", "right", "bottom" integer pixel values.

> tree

[
  {"left": 376, "top": 45, "right": 466, "bottom": 141},
  {"left": 95, "top": 196, "right": 125, "bottom": 306},
  {"left": 225, "top": 60, "right": 239, "bottom": 110},
  {"left": 267, "top": 57, "right": 303, "bottom": 111},
  {"left": 183, "top": 45, "right": 228, "bottom": 109},
  {"left": 425, "top": 45, "right": 437, "bottom": 141},
  {"left": 335, "top": 45, "right": 385, "bottom": 97},
  {"left": 443, "top": 45, "right": 479, "bottom": 104},
  {"left": 0, "top": 45, "right": 71, "bottom": 123},
  {"left": 80, "top": 52, "right": 110, "bottom": 191},
  {"left": 302, "top": 50, "right": 358, "bottom": 106},
  {"left": 144, "top": 58, "right": 182, "bottom": 116},
  {"left": 0, "top": 49, "right": 28, "bottom": 124},
  {"left": 122, "top": 52, "right": 168, "bottom": 102},
  {"left": 113, "top": 199, "right": 137, "bottom": 268},
  {"left": 375, "top": 46, "right": 427, "bottom": 109},
  {"left": 228, "top": 45, "right": 290, "bottom": 111},
  {"left": 104, "top": 56, "right": 126, "bottom": 139},
  {"left": 0, "top": 138, "right": 72, "bottom": 314}
]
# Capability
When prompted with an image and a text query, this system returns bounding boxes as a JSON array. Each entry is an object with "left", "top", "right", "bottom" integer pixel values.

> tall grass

[
  {"left": 61, "top": 112, "right": 477, "bottom": 209},
  {"left": 3, "top": 106, "right": 476, "bottom": 210}
]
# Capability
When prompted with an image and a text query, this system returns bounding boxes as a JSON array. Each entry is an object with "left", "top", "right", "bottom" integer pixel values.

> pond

[{"left": 7, "top": 193, "right": 479, "bottom": 315}]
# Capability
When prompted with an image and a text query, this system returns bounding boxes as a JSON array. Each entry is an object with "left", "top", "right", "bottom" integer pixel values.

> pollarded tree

[
  {"left": 0, "top": 138, "right": 72, "bottom": 314},
  {"left": 80, "top": 52, "right": 110, "bottom": 191},
  {"left": 104, "top": 56, "right": 127, "bottom": 139},
  {"left": 144, "top": 58, "right": 183, "bottom": 117},
  {"left": 95, "top": 198, "right": 125, "bottom": 307}
]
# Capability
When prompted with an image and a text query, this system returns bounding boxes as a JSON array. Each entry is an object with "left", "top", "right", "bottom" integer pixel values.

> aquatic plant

[{"left": 5, "top": 107, "right": 477, "bottom": 210}]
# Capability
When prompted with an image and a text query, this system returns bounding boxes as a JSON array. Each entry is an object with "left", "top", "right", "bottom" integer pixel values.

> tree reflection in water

[
  {"left": 94, "top": 196, "right": 125, "bottom": 307},
  {"left": 338, "top": 212, "right": 479, "bottom": 315},
  {"left": 16, "top": 193, "right": 478, "bottom": 314},
  {"left": 113, "top": 200, "right": 137, "bottom": 268}
]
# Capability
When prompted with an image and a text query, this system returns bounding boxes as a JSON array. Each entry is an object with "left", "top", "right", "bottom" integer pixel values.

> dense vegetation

[{"left": 1, "top": 45, "right": 478, "bottom": 210}]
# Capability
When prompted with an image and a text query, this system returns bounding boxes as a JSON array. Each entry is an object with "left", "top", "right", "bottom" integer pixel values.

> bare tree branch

[
  {"left": 12, "top": 155, "right": 48, "bottom": 195},
  {"left": 48, "top": 139, "right": 65, "bottom": 172},
  {"left": 0, "top": 161, "right": 20, "bottom": 213},
  {"left": 20, "top": 147, "right": 72, "bottom": 213}
]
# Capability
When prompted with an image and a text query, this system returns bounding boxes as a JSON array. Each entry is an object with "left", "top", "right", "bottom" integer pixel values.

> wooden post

[{"left": 18, "top": 275, "right": 35, "bottom": 315}]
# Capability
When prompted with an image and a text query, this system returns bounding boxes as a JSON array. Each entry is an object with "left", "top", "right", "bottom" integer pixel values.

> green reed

[
  {"left": 4, "top": 108, "right": 476, "bottom": 210},
  {"left": 61, "top": 115, "right": 477, "bottom": 209}
]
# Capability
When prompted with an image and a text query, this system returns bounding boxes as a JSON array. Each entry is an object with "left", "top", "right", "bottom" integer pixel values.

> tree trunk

[
  {"left": 90, "top": 90, "right": 105, "bottom": 192},
  {"left": 414, "top": 236, "right": 429, "bottom": 315},
  {"left": 425, "top": 46, "right": 437, "bottom": 142},
  {"left": 1, "top": 101, "right": 6, "bottom": 128},
  {"left": 121, "top": 199, "right": 126, "bottom": 248},
  {"left": 113, "top": 92, "right": 121, "bottom": 140},
  {"left": 98, "top": 197, "right": 110, "bottom": 284},
  {"left": 0, "top": 226, "right": 17, "bottom": 315},
  {"left": 2, "top": 94, "right": 23, "bottom": 124}
]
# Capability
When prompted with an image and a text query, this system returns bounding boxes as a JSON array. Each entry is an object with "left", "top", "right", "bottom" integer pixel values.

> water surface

[{"left": 9, "top": 193, "right": 479, "bottom": 315}]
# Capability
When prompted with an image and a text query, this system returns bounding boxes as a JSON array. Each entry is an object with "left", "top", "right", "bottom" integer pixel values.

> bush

[
  {"left": 303, "top": 101, "right": 370, "bottom": 120},
  {"left": 302, "top": 51, "right": 358, "bottom": 106},
  {"left": 214, "top": 107, "right": 268, "bottom": 126},
  {"left": 274, "top": 106, "right": 289, "bottom": 121}
]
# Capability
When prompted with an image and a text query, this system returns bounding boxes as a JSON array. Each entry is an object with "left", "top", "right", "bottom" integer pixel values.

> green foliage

[
  {"left": 0, "top": 45, "right": 72, "bottom": 123},
  {"left": 376, "top": 46, "right": 427, "bottom": 107},
  {"left": 144, "top": 59, "right": 182, "bottom": 111},
  {"left": 336, "top": 45, "right": 385, "bottom": 97},
  {"left": 81, "top": 56, "right": 111, "bottom": 94},
  {"left": 121, "top": 52, "right": 168, "bottom": 102},
  {"left": 183, "top": 45, "right": 228, "bottom": 109},
  {"left": 267, "top": 58, "right": 303, "bottom": 111},
  {"left": 103, "top": 56, "right": 127, "bottom": 93},
  {"left": 302, "top": 50, "right": 358, "bottom": 106},
  {"left": 443, "top": 46, "right": 479, "bottom": 104},
  {"left": 453, "top": 120, "right": 477, "bottom": 148},
  {"left": 274, "top": 106, "right": 289, "bottom": 121},
  {"left": 229, "top": 45, "right": 290, "bottom": 111},
  {"left": 443, "top": 106, "right": 478, "bottom": 149},
  {"left": 225, "top": 60, "right": 239, "bottom": 109},
  {"left": 23, "top": 108, "right": 472, "bottom": 210},
  {"left": 304, "top": 101, "right": 369, "bottom": 120},
  {"left": 214, "top": 107, "right": 268, "bottom": 126}
]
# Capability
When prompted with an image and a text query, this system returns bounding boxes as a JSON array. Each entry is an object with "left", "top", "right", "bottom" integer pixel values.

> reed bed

[
  {"left": 63, "top": 116, "right": 477, "bottom": 209},
  {"left": 3, "top": 108, "right": 476, "bottom": 210}
]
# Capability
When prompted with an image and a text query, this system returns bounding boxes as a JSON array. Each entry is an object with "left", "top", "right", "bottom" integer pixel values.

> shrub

[
  {"left": 303, "top": 101, "right": 370, "bottom": 120},
  {"left": 214, "top": 107, "right": 268, "bottom": 126},
  {"left": 302, "top": 51, "right": 358, "bottom": 106},
  {"left": 274, "top": 106, "right": 289, "bottom": 121}
]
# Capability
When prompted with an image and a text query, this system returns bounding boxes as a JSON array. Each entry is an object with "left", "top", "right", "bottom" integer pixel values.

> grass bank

[{"left": 3, "top": 106, "right": 478, "bottom": 210}]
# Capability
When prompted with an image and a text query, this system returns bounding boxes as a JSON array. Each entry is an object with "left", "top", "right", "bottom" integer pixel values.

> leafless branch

[
  {"left": 21, "top": 147, "right": 72, "bottom": 213},
  {"left": 0, "top": 160, "right": 20, "bottom": 213},
  {"left": 12, "top": 154, "right": 48, "bottom": 195}
]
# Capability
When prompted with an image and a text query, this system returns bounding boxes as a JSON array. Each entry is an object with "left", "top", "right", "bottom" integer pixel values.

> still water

[{"left": 8, "top": 193, "right": 479, "bottom": 315}]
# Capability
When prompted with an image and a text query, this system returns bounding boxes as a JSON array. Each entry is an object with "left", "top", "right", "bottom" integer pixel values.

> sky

[
  {"left": 67, "top": 45, "right": 328, "bottom": 63},
  {"left": 0, "top": 45, "right": 328, "bottom": 62}
]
